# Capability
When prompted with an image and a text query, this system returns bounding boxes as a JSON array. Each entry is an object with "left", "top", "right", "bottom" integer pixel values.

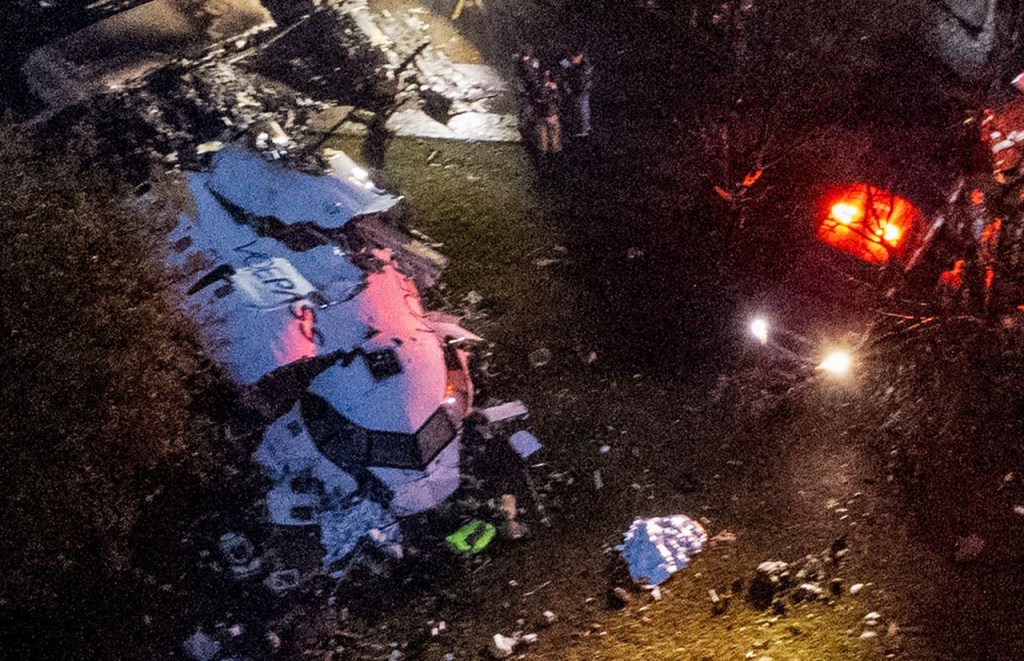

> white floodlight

[
  {"left": 819, "top": 351, "right": 852, "bottom": 375},
  {"left": 750, "top": 318, "right": 768, "bottom": 345}
]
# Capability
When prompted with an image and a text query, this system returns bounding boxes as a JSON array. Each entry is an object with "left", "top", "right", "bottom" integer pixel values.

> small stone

[
  {"left": 264, "top": 568, "right": 300, "bottom": 594},
  {"left": 859, "top": 630, "right": 877, "bottom": 639},
  {"left": 864, "top": 612, "right": 881, "bottom": 622},
  {"left": 793, "top": 583, "right": 824, "bottom": 602},
  {"left": 528, "top": 347, "right": 551, "bottom": 367},
  {"left": 954, "top": 534, "right": 986, "bottom": 563},
  {"left": 849, "top": 583, "right": 864, "bottom": 595},
  {"left": 609, "top": 586, "right": 631, "bottom": 609},
  {"left": 541, "top": 610, "right": 557, "bottom": 626},
  {"left": 709, "top": 588, "right": 727, "bottom": 614}
]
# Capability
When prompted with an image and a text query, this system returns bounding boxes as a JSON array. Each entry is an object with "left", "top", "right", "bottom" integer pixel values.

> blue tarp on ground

[{"left": 619, "top": 515, "right": 708, "bottom": 585}]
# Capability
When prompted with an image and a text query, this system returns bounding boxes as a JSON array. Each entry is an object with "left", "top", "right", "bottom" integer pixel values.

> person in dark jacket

[
  {"left": 514, "top": 49, "right": 542, "bottom": 138},
  {"left": 515, "top": 49, "right": 543, "bottom": 104},
  {"left": 558, "top": 50, "right": 593, "bottom": 137}
]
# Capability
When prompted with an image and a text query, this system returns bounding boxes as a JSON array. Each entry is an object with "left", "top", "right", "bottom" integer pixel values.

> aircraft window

[
  {"left": 417, "top": 408, "right": 457, "bottom": 465},
  {"left": 368, "top": 430, "right": 421, "bottom": 468},
  {"left": 364, "top": 348, "right": 402, "bottom": 380},
  {"left": 301, "top": 393, "right": 368, "bottom": 466}
]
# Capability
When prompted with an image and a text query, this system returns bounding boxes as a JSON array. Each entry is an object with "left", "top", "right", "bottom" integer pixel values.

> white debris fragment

[
  {"left": 849, "top": 583, "right": 864, "bottom": 595},
  {"left": 320, "top": 499, "right": 400, "bottom": 572},
  {"left": 541, "top": 610, "right": 557, "bottom": 625},
  {"left": 196, "top": 141, "right": 224, "bottom": 154},
  {"left": 183, "top": 629, "right": 221, "bottom": 661},
  {"left": 508, "top": 430, "right": 542, "bottom": 458},
  {"left": 481, "top": 401, "right": 529, "bottom": 424},
  {"left": 489, "top": 633, "right": 517, "bottom": 658}
]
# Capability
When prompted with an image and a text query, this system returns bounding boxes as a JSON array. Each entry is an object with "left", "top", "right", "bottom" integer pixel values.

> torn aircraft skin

[{"left": 166, "top": 145, "right": 479, "bottom": 571}]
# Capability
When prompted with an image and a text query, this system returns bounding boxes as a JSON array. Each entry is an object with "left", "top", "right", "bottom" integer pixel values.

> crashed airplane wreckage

[{"left": 167, "top": 146, "right": 479, "bottom": 572}]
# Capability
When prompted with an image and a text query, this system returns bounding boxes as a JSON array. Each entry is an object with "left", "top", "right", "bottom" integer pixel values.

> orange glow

[
  {"left": 818, "top": 184, "right": 921, "bottom": 264},
  {"left": 830, "top": 202, "right": 860, "bottom": 224},
  {"left": 742, "top": 169, "right": 763, "bottom": 187}
]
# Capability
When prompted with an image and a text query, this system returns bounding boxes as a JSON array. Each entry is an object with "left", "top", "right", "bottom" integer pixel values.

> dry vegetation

[{"left": 0, "top": 127, "right": 215, "bottom": 604}]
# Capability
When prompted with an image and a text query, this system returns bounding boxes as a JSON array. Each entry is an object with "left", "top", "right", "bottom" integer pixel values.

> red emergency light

[{"left": 818, "top": 184, "right": 921, "bottom": 264}]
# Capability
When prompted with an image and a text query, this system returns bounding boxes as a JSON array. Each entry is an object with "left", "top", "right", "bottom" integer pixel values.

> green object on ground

[{"left": 446, "top": 519, "right": 496, "bottom": 554}]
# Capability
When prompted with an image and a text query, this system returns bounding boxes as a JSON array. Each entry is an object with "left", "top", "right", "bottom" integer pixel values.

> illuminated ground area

[{"left": 329, "top": 135, "right": 959, "bottom": 660}]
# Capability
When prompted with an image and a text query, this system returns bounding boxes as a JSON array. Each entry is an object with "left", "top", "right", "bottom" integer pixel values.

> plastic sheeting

[{"left": 619, "top": 515, "right": 708, "bottom": 586}]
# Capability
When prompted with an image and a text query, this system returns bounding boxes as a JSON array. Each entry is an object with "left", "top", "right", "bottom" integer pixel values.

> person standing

[
  {"left": 514, "top": 49, "right": 542, "bottom": 140},
  {"left": 559, "top": 50, "right": 593, "bottom": 137},
  {"left": 515, "top": 50, "right": 542, "bottom": 97},
  {"left": 532, "top": 70, "right": 562, "bottom": 163}
]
